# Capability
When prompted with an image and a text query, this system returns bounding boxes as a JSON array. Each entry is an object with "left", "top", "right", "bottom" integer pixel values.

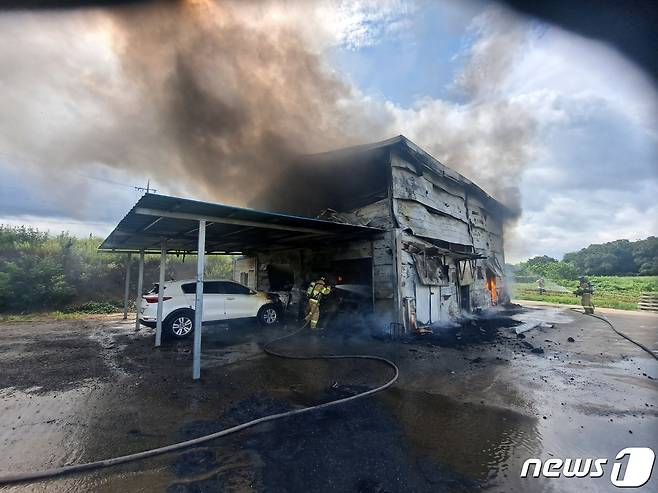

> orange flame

[{"left": 487, "top": 275, "right": 498, "bottom": 304}]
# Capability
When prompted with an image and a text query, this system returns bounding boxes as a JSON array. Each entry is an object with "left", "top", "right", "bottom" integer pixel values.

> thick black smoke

[
  {"left": 0, "top": 1, "right": 535, "bottom": 217},
  {"left": 106, "top": 0, "right": 384, "bottom": 204}
]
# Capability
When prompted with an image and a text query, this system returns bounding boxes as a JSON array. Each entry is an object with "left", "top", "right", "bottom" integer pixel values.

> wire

[
  {"left": 0, "top": 322, "right": 399, "bottom": 485},
  {"left": 74, "top": 172, "right": 137, "bottom": 190}
]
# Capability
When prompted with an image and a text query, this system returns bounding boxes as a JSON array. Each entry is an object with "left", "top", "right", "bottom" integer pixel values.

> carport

[{"left": 99, "top": 193, "right": 380, "bottom": 380}]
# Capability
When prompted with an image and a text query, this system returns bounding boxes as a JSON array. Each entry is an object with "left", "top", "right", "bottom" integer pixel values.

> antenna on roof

[{"left": 135, "top": 179, "right": 157, "bottom": 195}]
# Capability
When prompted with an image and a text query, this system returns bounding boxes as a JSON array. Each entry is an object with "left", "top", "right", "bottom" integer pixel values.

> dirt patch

[
  {"left": 1, "top": 307, "right": 656, "bottom": 492},
  {"left": 0, "top": 321, "right": 112, "bottom": 392},
  {"left": 172, "top": 392, "right": 480, "bottom": 493}
]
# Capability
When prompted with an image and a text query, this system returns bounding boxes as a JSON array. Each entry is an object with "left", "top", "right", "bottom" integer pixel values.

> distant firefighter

[
  {"left": 305, "top": 276, "right": 332, "bottom": 330},
  {"left": 537, "top": 277, "right": 546, "bottom": 295},
  {"left": 575, "top": 276, "right": 595, "bottom": 314}
]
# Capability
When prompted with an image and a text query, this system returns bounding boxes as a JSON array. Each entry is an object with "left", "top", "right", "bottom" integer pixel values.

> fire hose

[
  {"left": 0, "top": 322, "right": 399, "bottom": 485},
  {"left": 570, "top": 308, "right": 658, "bottom": 361}
]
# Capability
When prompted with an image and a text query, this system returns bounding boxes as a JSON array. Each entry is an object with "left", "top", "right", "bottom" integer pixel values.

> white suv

[{"left": 139, "top": 280, "right": 280, "bottom": 339}]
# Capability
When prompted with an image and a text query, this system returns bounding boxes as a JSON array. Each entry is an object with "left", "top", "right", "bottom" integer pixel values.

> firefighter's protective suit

[
  {"left": 305, "top": 277, "right": 332, "bottom": 330},
  {"left": 575, "top": 277, "right": 595, "bottom": 314},
  {"left": 537, "top": 278, "right": 546, "bottom": 295}
]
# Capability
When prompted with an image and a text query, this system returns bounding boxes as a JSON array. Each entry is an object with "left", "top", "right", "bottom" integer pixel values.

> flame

[{"left": 487, "top": 275, "right": 498, "bottom": 304}]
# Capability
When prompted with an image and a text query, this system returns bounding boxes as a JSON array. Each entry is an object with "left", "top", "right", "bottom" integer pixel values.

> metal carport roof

[
  {"left": 101, "top": 193, "right": 383, "bottom": 380},
  {"left": 99, "top": 193, "right": 382, "bottom": 254}
]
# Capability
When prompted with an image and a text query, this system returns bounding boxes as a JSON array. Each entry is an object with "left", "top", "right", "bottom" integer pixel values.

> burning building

[
  {"left": 100, "top": 135, "right": 510, "bottom": 377},
  {"left": 233, "top": 135, "right": 510, "bottom": 332}
]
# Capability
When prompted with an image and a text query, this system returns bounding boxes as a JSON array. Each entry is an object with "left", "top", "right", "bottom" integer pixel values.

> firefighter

[
  {"left": 305, "top": 276, "right": 332, "bottom": 330},
  {"left": 575, "top": 276, "right": 595, "bottom": 314},
  {"left": 537, "top": 277, "right": 546, "bottom": 295}
]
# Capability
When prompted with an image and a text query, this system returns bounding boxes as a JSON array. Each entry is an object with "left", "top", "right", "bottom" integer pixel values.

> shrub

[
  {"left": 0, "top": 225, "right": 235, "bottom": 314},
  {"left": 62, "top": 300, "right": 124, "bottom": 314}
]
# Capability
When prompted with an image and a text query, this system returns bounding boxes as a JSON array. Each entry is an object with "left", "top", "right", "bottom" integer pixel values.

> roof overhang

[
  {"left": 402, "top": 234, "right": 487, "bottom": 261},
  {"left": 99, "top": 193, "right": 382, "bottom": 255}
]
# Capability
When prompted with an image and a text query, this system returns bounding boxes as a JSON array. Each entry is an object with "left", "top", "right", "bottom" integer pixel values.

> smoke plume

[
  {"left": 0, "top": 1, "right": 535, "bottom": 217},
  {"left": 388, "top": 7, "right": 537, "bottom": 212}
]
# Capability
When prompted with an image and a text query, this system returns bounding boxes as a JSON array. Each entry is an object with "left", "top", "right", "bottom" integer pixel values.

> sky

[{"left": 0, "top": 0, "right": 656, "bottom": 263}]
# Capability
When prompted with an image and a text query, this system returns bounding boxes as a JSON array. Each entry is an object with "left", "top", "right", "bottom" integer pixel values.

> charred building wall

[
  {"left": 389, "top": 146, "right": 506, "bottom": 326},
  {"left": 233, "top": 136, "right": 508, "bottom": 332}
]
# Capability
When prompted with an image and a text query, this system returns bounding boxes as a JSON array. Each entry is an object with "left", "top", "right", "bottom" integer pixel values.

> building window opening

[{"left": 239, "top": 272, "right": 249, "bottom": 286}]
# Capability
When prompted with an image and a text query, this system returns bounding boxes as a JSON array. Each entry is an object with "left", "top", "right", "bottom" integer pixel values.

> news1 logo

[{"left": 520, "top": 447, "right": 655, "bottom": 487}]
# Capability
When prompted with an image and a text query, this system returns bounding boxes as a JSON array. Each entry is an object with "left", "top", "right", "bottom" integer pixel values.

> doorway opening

[
  {"left": 460, "top": 285, "right": 471, "bottom": 313},
  {"left": 486, "top": 269, "right": 498, "bottom": 305}
]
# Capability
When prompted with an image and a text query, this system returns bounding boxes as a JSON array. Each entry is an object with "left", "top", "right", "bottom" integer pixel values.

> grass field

[
  {"left": 513, "top": 276, "right": 658, "bottom": 311},
  {"left": 0, "top": 300, "right": 125, "bottom": 323},
  {"left": 0, "top": 311, "right": 124, "bottom": 323}
]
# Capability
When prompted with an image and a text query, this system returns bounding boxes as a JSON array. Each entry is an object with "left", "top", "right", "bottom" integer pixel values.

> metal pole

[
  {"left": 193, "top": 220, "right": 206, "bottom": 380},
  {"left": 122, "top": 253, "right": 132, "bottom": 320},
  {"left": 135, "top": 249, "right": 144, "bottom": 331},
  {"left": 155, "top": 239, "right": 166, "bottom": 347}
]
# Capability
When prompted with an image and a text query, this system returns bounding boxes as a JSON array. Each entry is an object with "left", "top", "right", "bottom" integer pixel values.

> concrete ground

[{"left": 0, "top": 304, "right": 656, "bottom": 492}]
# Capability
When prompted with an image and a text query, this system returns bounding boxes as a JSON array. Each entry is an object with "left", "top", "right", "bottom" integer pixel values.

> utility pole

[{"left": 135, "top": 179, "right": 157, "bottom": 195}]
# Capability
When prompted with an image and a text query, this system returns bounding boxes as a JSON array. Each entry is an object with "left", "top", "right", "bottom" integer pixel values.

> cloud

[
  {"left": 0, "top": 215, "right": 114, "bottom": 239},
  {"left": 506, "top": 99, "right": 658, "bottom": 262},
  {"left": 527, "top": 97, "right": 657, "bottom": 191},
  {"left": 507, "top": 186, "right": 658, "bottom": 261},
  {"left": 0, "top": 0, "right": 655, "bottom": 262},
  {"left": 454, "top": 5, "right": 530, "bottom": 98},
  {"left": 497, "top": 24, "right": 658, "bottom": 261},
  {"left": 376, "top": 6, "right": 540, "bottom": 214},
  {"left": 318, "top": 0, "right": 416, "bottom": 50},
  {"left": 0, "top": 155, "right": 148, "bottom": 226}
]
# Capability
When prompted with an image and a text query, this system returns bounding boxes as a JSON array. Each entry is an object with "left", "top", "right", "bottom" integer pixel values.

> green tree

[
  {"left": 631, "top": 236, "right": 658, "bottom": 275},
  {"left": 0, "top": 225, "right": 238, "bottom": 313},
  {"left": 564, "top": 239, "right": 639, "bottom": 275},
  {"left": 544, "top": 261, "right": 578, "bottom": 280},
  {"left": 519, "top": 256, "right": 558, "bottom": 277},
  {"left": 514, "top": 236, "right": 657, "bottom": 279}
]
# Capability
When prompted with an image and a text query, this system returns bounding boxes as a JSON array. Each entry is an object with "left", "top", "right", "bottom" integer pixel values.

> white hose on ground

[
  {"left": 0, "top": 323, "right": 399, "bottom": 485},
  {"left": 570, "top": 308, "right": 658, "bottom": 361}
]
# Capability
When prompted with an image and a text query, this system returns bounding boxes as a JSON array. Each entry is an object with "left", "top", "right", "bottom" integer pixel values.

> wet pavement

[{"left": 0, "top": 305, "right": 656, "bottom": 492}]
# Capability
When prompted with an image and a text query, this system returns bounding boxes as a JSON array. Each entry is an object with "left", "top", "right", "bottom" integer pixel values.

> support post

[
  {"left": 155, "top": 239, "right": 166, "bottom": 347},
  {"left": 122, "top": 253, "right": 132, "bottom": 320},
  {"left": 193, "top": 220, "right": 206, "bottom": 380},
  {"left": 135, "top": 249, "right": 145, "bottom": 331},
  {"left": 392, "top": 229, "right": 404, "bottom": 326}
]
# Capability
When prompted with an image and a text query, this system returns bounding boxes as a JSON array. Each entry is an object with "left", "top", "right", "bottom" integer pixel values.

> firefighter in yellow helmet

[
  {"left": 305, "top": 276, "right": 332, "bottom": 330},
  {"left": 575, "top": 276, "right": 595, "bottom": 314}
]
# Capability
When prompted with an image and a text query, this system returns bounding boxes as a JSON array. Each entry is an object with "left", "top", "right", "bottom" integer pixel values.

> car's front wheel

[
  {"left": 164, "top": 310, "right": 194, "bottom": 339},
  {"left": 257, "top": 304, "right": 279, "bottom": 326}
]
